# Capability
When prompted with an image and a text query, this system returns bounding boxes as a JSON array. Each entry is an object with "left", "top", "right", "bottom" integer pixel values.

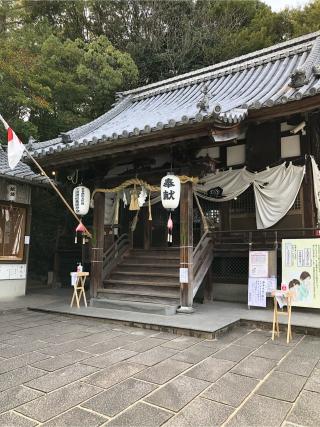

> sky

[{"left": 264, "top": 0, "right": 311, "bottom": 11}]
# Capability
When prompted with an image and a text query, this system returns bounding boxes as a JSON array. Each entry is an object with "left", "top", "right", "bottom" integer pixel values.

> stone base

[
  {"left": 176, "top": 306, "right": 195, "bottom": 314},
  {"left": 90, "top": 298, "right": 178, "bottom": 316}
]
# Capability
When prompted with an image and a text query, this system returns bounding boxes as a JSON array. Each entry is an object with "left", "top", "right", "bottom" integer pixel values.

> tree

[
  {"left": 23, "top": 0, "right": 89, "bottom": 40},
  {"left": 86, "top": 0, "right": 289, "bottom": 84},
  {"left": 284, "top": 0, "right": 320, "bottom": 38},
  {"left": 0, "top": 21, "right": 138, "bottom": 141},
  {"left": 1, "top": 0, "right": 320, "bottom": 142}
]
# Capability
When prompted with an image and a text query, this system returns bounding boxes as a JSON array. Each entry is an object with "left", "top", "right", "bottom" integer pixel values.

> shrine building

[{"left": 27, "top": 31, "right": 320, "bottom": 313}]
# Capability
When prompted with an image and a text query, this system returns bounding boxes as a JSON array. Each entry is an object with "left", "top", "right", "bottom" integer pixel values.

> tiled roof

[
  {"left": 31, "top": 31, "right": 320, "bottom": 159},
  {"left": 0, "top": 146, "right": 49, "bottom": 185}
]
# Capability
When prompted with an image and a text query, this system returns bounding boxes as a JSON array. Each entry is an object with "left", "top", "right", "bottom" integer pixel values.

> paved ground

[{"left": 0, "top": 309, "right": 317, "bottom": 426}]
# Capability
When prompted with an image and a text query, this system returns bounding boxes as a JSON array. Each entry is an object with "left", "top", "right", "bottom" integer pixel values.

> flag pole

[
  {"left": 24, "top": 149, "right": 92, "bottom": 238},
  {"left": 0, "top": 114, "right": 92, "bottom": 238}
]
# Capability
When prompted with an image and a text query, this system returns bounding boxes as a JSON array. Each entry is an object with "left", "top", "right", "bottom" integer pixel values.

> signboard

[
  {"left": 282, "top": 238, "right": 320, "bottom": 308},
  {"left": 248, "top": 278, "right": 277, "bottom": 308},
  {"left": 0, "top": 264, "right": 27, "bottom": 280},
  {"left": 179, "top": 268, "right": 189, "bottom": 283},
  {"left": 249, "top": 251, "right": 269, "bottom": 278},
  {"left": 248, "top": 250, "right": 277, "bottom": 308}
]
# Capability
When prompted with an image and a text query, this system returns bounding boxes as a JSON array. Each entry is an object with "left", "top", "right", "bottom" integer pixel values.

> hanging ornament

[
  {"left": 73, "top": 186, "right": 90, "bottom": 216},
  {"left": 129, "top": 185, "right": 139, "bottom": 211},
  {"left": 138, "top": 186, "right": 148, "bottom": 207},
  {"left": 161, "top": 173, "right": 180, "bottom": 210},
  {"left": 104, "top": 194, "right": 114, "bottom": 225},
  {"left": 123, "top": 190, "right": 128, "bottom": 207},
  {"left": 113, "top": 193, "right": 120, "bottom": 228},
  {"left": 148, "top": 192, "right": 152, "bottom": 221},
  {"left": 75, "top": 221, "right": 86, "bottom": 244},
  {"left": 131, "top": 210, "right": 139, "bottom": 232},
  {"left": 167, "top": 213, "right": 173, "bottom": 244}
]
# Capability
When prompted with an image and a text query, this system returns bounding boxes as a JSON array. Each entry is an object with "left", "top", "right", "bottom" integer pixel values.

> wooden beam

[
  {"left": 33, "top": 125, "right": 211, "bottom": 168},
  {"left": 178, "top": 182, "right": 194, "bottom": 312},
  {"left": 90, "top": 192, "right": 105, "bottom": 298}
]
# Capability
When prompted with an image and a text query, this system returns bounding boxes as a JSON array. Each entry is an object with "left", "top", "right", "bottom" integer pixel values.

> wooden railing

[
  {"left": 212, "top": 227, "right": 318, "bottom": 251},
  {"left": 192, "top": 230, "right": 214, "bottom": 298},
  {"left": 102, "top": 233, "right": 130, "bottom": 279}
]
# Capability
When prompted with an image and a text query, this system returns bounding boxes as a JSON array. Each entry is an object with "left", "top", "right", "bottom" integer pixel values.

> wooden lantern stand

[
  {"left": 70, "top": 272, "right": 89, "bottom": 308},
  {"left": 271, "top": 290, "right": 294, "bottom": 344}
]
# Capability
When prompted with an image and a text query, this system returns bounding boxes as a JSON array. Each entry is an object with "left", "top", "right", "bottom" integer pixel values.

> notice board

[
  {"left": 248, "top": 251, "right": 277, "bottom": 308},
  {"left": 0, "top": 264, "right": 27, "bottom": 280}
]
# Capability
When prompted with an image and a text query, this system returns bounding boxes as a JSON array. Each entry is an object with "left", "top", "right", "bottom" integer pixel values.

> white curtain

[
  {"left": 252, "top": 163, "right": 305, "bottom": 229},
  {"left": 311, "top": 156, "right": 320, "bottom": 224},
  {"left": 195, "top": 162, "right": 305, "bottom": 229}
]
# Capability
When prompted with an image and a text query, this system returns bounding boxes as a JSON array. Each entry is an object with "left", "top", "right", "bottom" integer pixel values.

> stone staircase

[{"left": 92, "top": 248, "right": 180, "bottom": 315}]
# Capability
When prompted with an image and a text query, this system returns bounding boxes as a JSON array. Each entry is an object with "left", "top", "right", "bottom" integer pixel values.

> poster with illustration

[{"left": 282, "top": 239, "right": 320, "bottom": 308}]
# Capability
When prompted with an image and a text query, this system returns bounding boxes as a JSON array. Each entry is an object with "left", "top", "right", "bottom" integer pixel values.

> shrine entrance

[{"left": 119, "top": 202, "right": 180, "bottom": 249}]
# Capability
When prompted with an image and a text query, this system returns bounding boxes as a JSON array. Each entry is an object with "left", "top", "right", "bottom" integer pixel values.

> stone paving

[{"left": 0, "top": 310, "right": 318, "bottom": 426}]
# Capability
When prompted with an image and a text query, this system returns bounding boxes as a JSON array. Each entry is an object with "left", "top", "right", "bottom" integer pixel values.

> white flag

[{"left": 7, "top": 127, "right": 25, "bottom": 169}]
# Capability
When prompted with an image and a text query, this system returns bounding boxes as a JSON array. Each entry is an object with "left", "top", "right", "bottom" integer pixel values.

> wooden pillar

[
  {"left": 303, "top": 157, "right": 316, "bottom": 232},
  {"left": 90, "top": 192, "right": 105, "bottom": 298},
  {"left": 178, "top": 182, "right": 194, "bottom": 312},
  {"left": 302, "top": 115, "right": 316, "bottom": 234}
]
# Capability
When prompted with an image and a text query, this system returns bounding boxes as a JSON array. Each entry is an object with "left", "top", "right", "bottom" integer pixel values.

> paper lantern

[
  {"left": 7, "top": 184, "right": 17, "bottom": 201},
  {"left": 161, "top": 173, "right": 180, "bottom": 210},
  {"left": 73, "top": 186, "right": 90, "bottom": 216}
]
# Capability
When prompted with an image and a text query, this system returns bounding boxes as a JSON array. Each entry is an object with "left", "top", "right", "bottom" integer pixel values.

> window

[
  {"left": 227, "top": 144, "right": 246, "bottom": 166},
  {"left": 231, "top": 188, "right": 255, "bottom": 215},
  {"left": 0, "top": 205, "right": 26, "bottom": 260},
  {"left": 281, "top": 135, "right": 301, "bottom": 158}
]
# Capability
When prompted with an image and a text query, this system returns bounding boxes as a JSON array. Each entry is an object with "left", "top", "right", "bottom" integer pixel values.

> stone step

[{"left": 90, "top": 298, "right": 178, "bottom": 315}]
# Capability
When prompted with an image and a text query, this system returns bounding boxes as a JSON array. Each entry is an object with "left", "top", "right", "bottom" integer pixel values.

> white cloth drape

[
  {"left": 311, "top": 156, "right": 320, "bottom": 224},
  {"left": 253, "top": 163, "right": 305, "bottom": 229},
  {"left": 195, "top": 162, "right": 305, "bottom": 229}
]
